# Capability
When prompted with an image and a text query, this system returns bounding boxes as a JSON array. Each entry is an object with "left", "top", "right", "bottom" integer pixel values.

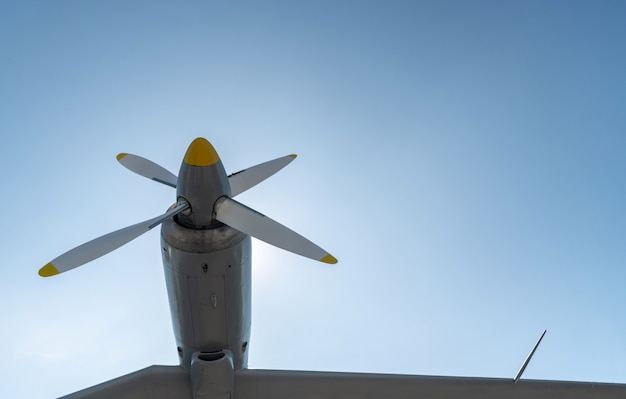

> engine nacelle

[{"left": 190, "top": 350, "right": 234, "bottom": 399}]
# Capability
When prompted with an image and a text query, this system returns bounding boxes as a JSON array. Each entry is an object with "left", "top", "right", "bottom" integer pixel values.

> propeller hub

[
  {"left": 176, "top": 138, "right": 231, "bottom": 229},
  {"left": 183, "top": 138, "right": 221, "bottom": 166}
]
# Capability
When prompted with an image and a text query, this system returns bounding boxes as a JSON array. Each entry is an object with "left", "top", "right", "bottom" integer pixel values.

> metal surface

[
  {"left": 215, "top": 197, "right": 336, "bottom": 263},
  {"left": 59, "top": 366, "right": 192, "bottom": 399},
  {"left": 39, "top": 201, "right": 189, "bottom": 276},
  {"left": 190, "top": 350, "right": 234, "bottom": 399},
  {"left": 228, "top": 154, "right": 296, "bottom": 197},
  {"left": 234, "top": 370, "right": 626, "bottom": 399},
  {"left": 161, "top": 217, "right": 251, "bottom": 370},
  {"left": 117, "top": 153, "right": 178, "bottom": 188},
  {"left": 60, "top": 367, "right": 626, "bottom": 399},
  {"left": 176, "top": 158, "right": 231, "bottom": 228}
]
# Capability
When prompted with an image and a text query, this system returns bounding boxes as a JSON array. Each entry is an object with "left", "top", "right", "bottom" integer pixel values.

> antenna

[{"left": 514, "top": 329, "right": 547, "bottom": 383}]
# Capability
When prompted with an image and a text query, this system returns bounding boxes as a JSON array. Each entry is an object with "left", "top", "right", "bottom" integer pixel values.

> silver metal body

[
  {"left": 161, "top": 218, "right": 251, "bottom": 370},
  {"left": 57, "top": 139, "right": 626, "bottom": 398}
]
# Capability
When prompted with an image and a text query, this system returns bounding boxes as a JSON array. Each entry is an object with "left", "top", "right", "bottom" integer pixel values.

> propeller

[
  {"left": 117, "top": 152, "right": 298, "bottom": 197},
  {"left": 215, "top": 197, "right": 337, "bottom": 264},
  {"left": 39, "top": 201, "right": 189, "bottom": 277},
  {"left": 228, "top": 154, "right": 297, "bottom": 196},
  {"left": 40, "top": 138, "right": 336, "bottom": 277},
  {"left": 117, "top": 153, "right": 177, "bottom": 188}
]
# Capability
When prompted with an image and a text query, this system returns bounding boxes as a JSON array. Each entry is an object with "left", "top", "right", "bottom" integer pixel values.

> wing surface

[
  {"left": 235, "top": 369, "right": 626, "bottom": 399},
  {"left": 59, "top": 366, "right": 191, "bottom": 399}
]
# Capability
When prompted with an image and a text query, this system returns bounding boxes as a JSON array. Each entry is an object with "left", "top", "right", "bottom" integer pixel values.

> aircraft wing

[
  {"left": 61, "top": 367, "right": 626, "bottom": 399},
  {"left": 234, "top": 369, "right": 626, "bottom": 399},
  {"left": 59, "top": 366, "right": 191, "bottom": 399}
]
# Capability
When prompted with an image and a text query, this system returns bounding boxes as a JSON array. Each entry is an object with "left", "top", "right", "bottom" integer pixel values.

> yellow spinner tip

[
  {"left": 39, "top": 262, "right": 60, "bottom": 277},
  {"left": 116, "top": 153, "right": 128, "bottom": 161},
  {"left": 184, "top": 138, "right": 220, "bottom": 166},
  {"left": 320, "top": 254, "right": 338, "bottom": 264}
]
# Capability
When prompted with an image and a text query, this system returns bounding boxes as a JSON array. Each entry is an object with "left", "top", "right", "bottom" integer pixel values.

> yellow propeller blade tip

[
  {"left": 320, "top": 254, "right": 338, "bottom": 264},
  {"left": 116, "top": 153, "right": 128, "bottom": 161},
  {"left": 289, "top": 154, "right": 297, "bottom": 159},
  {"left": 39, "top": 262, "right": 60, "bottom": 277},
  {"left": 184, "top": 138, "right": 220, "bottom": 166}
]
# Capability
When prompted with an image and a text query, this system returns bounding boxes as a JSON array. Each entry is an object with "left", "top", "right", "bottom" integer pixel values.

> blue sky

[{"left": 2, "top": 1, "right": 626, "bottom": 397}]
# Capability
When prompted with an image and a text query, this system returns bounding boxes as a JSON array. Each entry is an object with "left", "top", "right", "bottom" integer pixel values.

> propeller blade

[
  {"left": 39, "top": 201, "right": 189, "bottom": 277},
  {"left": 228, "top": 154, "right": 297, "bottom": 197},
  {"left": 215, "top": 197, "right": 337, "bottom": 264},
  {"left": 117, "top": 153, "right": 178, "bottom": 188}
]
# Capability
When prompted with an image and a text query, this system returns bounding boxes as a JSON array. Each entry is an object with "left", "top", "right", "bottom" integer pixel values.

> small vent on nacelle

[{"left": 198, "top": 351, "right": 225, "bottom": 362}]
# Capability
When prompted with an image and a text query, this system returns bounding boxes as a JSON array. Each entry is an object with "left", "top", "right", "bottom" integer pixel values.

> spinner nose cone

[{"left": 183, "top": 138, "right": 220, "bottom": 166}]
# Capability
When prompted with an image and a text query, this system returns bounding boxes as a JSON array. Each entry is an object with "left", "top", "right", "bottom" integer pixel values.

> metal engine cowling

[{"left": 190, "top": 350, "right": 234, "bottom": 399}]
